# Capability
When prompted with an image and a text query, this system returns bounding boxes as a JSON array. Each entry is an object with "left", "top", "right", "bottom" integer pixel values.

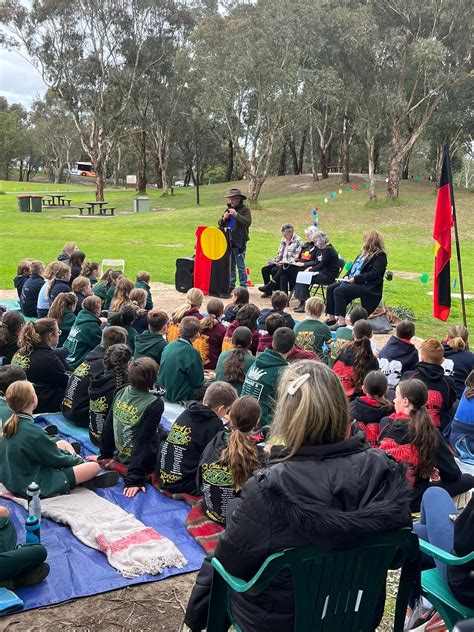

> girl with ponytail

[
  {"left": 107, "top": 305, "right": 138, "bottom": 353},
  {"left": 215, "top": 326, "right": 254, "bottom": 395},
  {"left": 378, "top": 378, "right": 474, "bottom": 511},
  {"left": 88, "top": 343, "right": 131, "bottom": 446},
  {"left": 349, "top": 371, "right": 394, "bottom": 446},
  {"left": 0, "top": 381, "right": 118, "bottom": 497},
  {"left": 12, "top": 319, "right": 68, "bottom": 413},
  {"left": 167, "top": 288, "right": 204, "bottom": 343},
  {"left": 197, "top": 396, "right": 266, "bottom": 525},
  {"left": 48, "top": 292, "right": 77, "bottom": 346},
  {"left": 0, "top": 311, "right": 25, "bottom": 365},
  {"left": 332, "top": 320, "right": 379, "bottom": 399},
  {"left": 442, "top": 324, "right": 474, "bottom": 398},
  {"left": 196, "top": 298, "right": 226, "bottom": 370}
]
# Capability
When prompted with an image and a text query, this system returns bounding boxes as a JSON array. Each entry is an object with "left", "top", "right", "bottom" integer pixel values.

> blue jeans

[
  {"left": 230, "top": 245, "right": 247, "bottom": 289},
  {"left": 413, "top": 487, "right": 457, "bottom": 584}
]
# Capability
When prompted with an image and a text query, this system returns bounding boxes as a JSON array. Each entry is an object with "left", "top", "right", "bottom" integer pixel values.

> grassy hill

[{"left": 0, "top": 175, "right": 472, "bottom": 338}]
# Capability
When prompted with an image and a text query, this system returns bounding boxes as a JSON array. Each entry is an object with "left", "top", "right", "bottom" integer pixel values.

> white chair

[{"left": 100, "top": 259, "right": 125, "bottom": 275}]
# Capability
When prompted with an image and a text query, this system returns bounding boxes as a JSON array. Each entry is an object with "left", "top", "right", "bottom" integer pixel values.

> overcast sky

[{"left": 0, "top": 48, "right": 47, "bottom": 106}]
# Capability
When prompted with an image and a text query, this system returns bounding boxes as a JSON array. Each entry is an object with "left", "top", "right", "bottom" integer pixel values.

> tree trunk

[
  {"left": 373, "top": 140, "right": 380, "bottom": 174},
  {"left": 136, "top": 128, "right": 147, "bottom": 194},
  {"left": 320, "top": 148, "right": 330, "bottom": 179},
  {"left": 225, "top": 139, "right": 234, "bottom": 181},
  {"left": 18, "top": 160, "right": 24, "bottom": 182},
  {"left": 53, "top": 166, "right": 61, "bottom": 184},
  {"left": 339, "top": 108, "right": 350, "bottom": 182},
  {"left": 365, "top": 131, "right": 377, "bottom": 202},
  {"left": 386, "top": 120, "right": 402, "bottom": 200},
  {"left": 277, "top": 136, "right": 288, "bottom": 176},
  {"left": 401, "top": 148, "right": 412, "bottom": 180},
  {"left": 248, "top": 175, "right": 265, "bottom": 205},
  {"left": 113, "top": 145, "right": 122, "bottom": 187},
  {"left": 93, "top": 156, "right": 105, "bottom": 201},
  {"left": 155, "top": 156, "right": 163, "bottom": 189},
  {"left": 289, "top": 135, "right": 299, "bottom": 175},
  {"left": 298, "top": 129, "right": 306, "bottom": 174},
  {"left": 309, "top": 116, "right": 319, "bottom": 182}
]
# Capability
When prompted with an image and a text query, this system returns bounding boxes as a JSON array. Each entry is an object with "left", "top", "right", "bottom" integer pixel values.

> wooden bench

[
  {"left": 62, "top": 199, "right": 72, "bottom": 206},
  {"left": 100, "top": 207, "right": 115, "bottom": 216}
]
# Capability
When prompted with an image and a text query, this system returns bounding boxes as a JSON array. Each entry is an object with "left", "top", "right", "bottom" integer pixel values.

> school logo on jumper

[
  {"left": 12, "top": 352, "right": 30, "bottom": 370},
  {"left": 167, "top": 423, "right": 191, "bottom": 446},
  {"left": 246, "top": 366, "right": 266, "bottom": 382},
  {"left": 73, "top": 362, "right": 90, "bottom": 378}
]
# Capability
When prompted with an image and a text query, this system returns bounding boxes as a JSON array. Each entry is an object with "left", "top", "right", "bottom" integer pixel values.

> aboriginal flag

[
  {"left": 433, "top": 144, "right": 453, "bottom": 321},
  {"left": 194, "top": 226, "right": 231, "bottom": 296}
]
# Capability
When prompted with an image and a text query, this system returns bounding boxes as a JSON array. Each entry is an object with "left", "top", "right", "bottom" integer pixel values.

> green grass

[{"left": 1, "top": 175, "right": 473, "bottom": 338}]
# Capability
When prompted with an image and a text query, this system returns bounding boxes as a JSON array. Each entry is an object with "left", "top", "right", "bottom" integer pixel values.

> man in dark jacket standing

[{"left": 218, "top": 188, "right": 252, "bottom": 291}]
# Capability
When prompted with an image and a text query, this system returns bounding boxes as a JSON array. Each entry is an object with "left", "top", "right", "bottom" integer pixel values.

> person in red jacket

[
  {"left": 401, "top": 339, "right": 456, "bottom": 430},
  {"left": 196, "top": 298, "right": 226, "bottom": 370},
  {"left": 222, "top": 304, "right": 260, "bottom": 355},
  {"left": 378, "top": 378, "right": 473, "bottom": 512},
  {"left": 350, "top": 371, "right": 393, "bottom": 446}
]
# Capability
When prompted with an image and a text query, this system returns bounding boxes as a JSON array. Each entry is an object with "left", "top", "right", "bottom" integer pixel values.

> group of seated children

[{"left": 1, "top": 248, "right": 474, "bottom": 626}]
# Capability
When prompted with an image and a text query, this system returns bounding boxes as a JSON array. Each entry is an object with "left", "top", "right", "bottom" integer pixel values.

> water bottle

[
  {"left": 26, "top": 482, "right": 41, "bottom": 520},
  {"left": 25, "top": 515, "right": 41, "bottom": 544}
]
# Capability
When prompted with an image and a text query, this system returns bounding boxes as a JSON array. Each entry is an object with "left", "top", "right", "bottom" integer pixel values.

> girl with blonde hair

[
  {"left": 110, "top": 278, "right": 135, "bottom": 313},
  {"left": 129, "top": 287, "right": 148, "bottom": 333},
  {"left": 184, "top": 359, "right": 412, "bottom": 631},
  {"left": 325, "top": 230, "right": 388, "bottom": 327},
  {"left": 48, "top": 261, "right": 72, "bottom": 304},
  {"left": 48, "top": 292, "right": 77, "bottom": 347},
  {"left": 442, "top": 325, "right": 474, "bottom": 398},
  {"left": 36, "top": 261, "right": 62, "bottom": 317},
  {"left": 0, "top": 381, "right": 118, "bottom": 497},
  {"left": 71, "top": 275, "right": 93, "bottom": 314},
  {"left": 167, "top": 288, "right": 204, "bottom": 343}
]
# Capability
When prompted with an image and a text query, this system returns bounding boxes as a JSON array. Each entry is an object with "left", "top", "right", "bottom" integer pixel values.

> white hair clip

[{"left": 287, "top": 373, "right": 311, "bottom": 396}]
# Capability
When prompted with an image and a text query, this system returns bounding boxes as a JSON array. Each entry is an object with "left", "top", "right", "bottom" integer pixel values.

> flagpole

[{"left": 445, "top": 144, "right": 468, "bottom": 327}]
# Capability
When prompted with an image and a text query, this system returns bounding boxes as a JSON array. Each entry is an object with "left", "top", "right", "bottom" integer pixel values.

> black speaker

[{"left": 175, "top": 257, "right": 195, "bottom": 293}]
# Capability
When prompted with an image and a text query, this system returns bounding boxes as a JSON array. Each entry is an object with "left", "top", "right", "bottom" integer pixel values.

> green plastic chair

[
  {"left": 419, "top": 540, "right": 474, "bottom": 631},
  {"left": 207, "top": 528, "right": 419, "bottom": 632}
]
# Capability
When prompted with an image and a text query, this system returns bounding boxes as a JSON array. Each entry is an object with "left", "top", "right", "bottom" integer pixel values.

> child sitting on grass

[
  {"left": 88, "top": 344, "right": 131, "bottom": 447},
  {"left": 223, "top": 303, "right": 261, "bottom": 355},
  {"left": 48, "top": 292, "right": 77, "bottom": 347},
  {"left": 110, "top": 278, "right": 135, "bottom": 313},
  {"left": 108, "top": 305, "right": 138, "bottom": 353},
  {"left": 379, "top": 319, "right": 418, "bottom": 374},
  {"left": 197, "top": 396, "right": 266, "bottom": 525},
  {"left": 81, "top": 261, "right": 100, "bottom": 286},
  {"left": 168, "top": 288, "right": 204, "bottom": 343},
  {"left": 332, "top": 320, "right": 379, "bottom": 400},
  {"left": 20, "top": 260, "right": 45, "bottom": 317},
  {"left": 64, "top": 296, "right": 103, "bottom": 370},
  {"left": 57, "top": 242, "right": 77, "bottom": 262},
  {"left": 349, "top": 371, "right": 393, "bottom": 446},
  {"left": 13, "top": 260, "right": 31, "bottom": 300},
  {"left": 135, "top": 271, "right": 153, "bottom": 310},
  {"left": 157, "top": 381, "right": 237, "bottom": 494},
  {"left": 257, "top": 290, "right": 295, "bottom": 332},
  {"left": 36, "top": 261, "right": 62, "bottom": 318},
  {"left": 0, "top": 365, "right": 27, "bottom": 425},
  {"left": 129, "top": 288, "right": 148, "bottom": 333},
  {"left": 0, "top": 312, "right": 24, "bottom": 366},
  {"left": 158, "top": 317, "right": 206, "bottom": 402},
  {"left": 71, "top": 276, "right": 93, "bottom": 314},
  {"left": 294, "top": 297, "right": 332, "bottom": 360},
  {"left": 257, "top": 313, "right": 318, "bottom": 362},
  {"left": 12, "top": 319, "right": 69, "bottom": 413},
  {"left": 134, "top": 309, "right": 169, "bottom": 365},
  {"left": 197, "top": 298, "right": 226, "bottom": 370},
  {"left": 61, "top": 326, "right": 127, "bottom": 427},
  {"left": 0, "top": 381, "right": 118, "bottom": 497},
  {"left": 215, "top": 327, "right": 255, "bottom": 395},
  {"left": 328, "top": 305, "right": 368, "bottom": 367},
  {"left": 222, "top": 287, "right": 249, "bottom": 325},
  {"left": 98, "top": 357, "right": 166, "bottom": 498}
]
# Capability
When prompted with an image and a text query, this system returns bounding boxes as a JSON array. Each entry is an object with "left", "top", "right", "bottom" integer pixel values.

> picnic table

[
  {"left": 44, "top": 194, "right": 72, "bottom": 207},
  {"left": 78, "top": 201, "right": 115, "bottom": 216}
]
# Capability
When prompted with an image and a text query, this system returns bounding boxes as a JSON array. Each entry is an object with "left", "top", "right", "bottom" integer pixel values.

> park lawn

[{"left": 0, "top": 174, "right": 472, "bottom": 339}]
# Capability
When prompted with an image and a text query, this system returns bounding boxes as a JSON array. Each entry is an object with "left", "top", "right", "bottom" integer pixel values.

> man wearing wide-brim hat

[{"left": 218, "top": 188, "right": 252, "bottom": 291}]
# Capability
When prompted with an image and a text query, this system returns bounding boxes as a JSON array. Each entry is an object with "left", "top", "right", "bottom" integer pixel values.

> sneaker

[
  {"left": 12, "top": 562, "right": 50, "bottom": 588},
  {"left": 325, "top": 318, "right": 337, "bottom": 326},
  {"left": 258, "top": 285, "right": 267, "bottom": 293},
  {"left": 260, "top": 292, "right": 272, "bottom": 298},
  {"left": 82, "top": 471, "right": 119, "bottom": 489}
]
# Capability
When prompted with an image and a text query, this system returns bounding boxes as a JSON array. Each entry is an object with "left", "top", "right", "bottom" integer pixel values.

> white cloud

[{"left": 0, "top": 48, "right": 47, "bottom": 106}]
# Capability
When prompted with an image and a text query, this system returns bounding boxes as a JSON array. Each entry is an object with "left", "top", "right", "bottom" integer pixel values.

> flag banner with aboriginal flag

[
  {"left": 194, "top": 226, "right": 231, "bottom": 296},
  {"left": 433, "top": 145, "right": 454, "bottom": 321}
]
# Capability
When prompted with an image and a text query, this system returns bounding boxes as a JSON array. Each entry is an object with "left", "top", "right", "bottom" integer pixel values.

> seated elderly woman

[
  {"left": 293, "top": 230, "right": 340, "bottom": 313},
  {"left": 326, "top": 230, "right": 387, "bottom": 327},
  {"left": 259, "top": 224, "right": 302, "bottom": 297}
]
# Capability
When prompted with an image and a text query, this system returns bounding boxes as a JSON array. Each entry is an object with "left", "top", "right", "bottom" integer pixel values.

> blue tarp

[{"left": 2, "top": 413, "right": 204, "bottom": 612}]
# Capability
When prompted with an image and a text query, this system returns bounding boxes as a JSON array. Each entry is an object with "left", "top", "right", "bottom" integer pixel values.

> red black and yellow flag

[
  {"left": 194, "top": 226, "right": 231, "bottom": 296},
  {"left": 433, "top": 145, "right": 453, "bottom": 321}
]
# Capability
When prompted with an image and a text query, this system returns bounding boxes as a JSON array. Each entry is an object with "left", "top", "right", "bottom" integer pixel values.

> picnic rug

[{"left": 0, "top": 412, "right": 205, "bottom": 613}]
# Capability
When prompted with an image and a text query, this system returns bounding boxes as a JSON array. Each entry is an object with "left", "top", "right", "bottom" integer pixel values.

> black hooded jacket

[
  {"left": 349, "top": 396, "right": 393, "bottom": 446},
  {"left": 88, "top": 369, "right": 128, "bottom": 447},
  {"left": 157, "top": 402, "right": 224, "bottom": 494},
  {"left": 185, "top": 434, "right": 412, "bottom": 632},
  {"left": 442, "top": 342, "right": 474, "bottom": 399},
  {"left": 379, "top": 336, "right": 419, "bottom": 374},
  {"left": 20, "top": 274, "right": 44, "bottom": 317},
  {"left": 61, "top": 345, "right": 105, "bottom": 426},
  {"left": 402, "top": 362, "right": 456, "bottom": 430}
]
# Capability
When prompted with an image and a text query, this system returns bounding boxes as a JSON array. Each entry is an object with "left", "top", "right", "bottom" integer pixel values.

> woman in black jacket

[
  {"left": 185, "top": 360, "right": 412, "bottom": 632},
  {"left": 326, "top": 230, "right": 387, "bottom": 326},
  {"left": 293, "top": 230, "right": 340, "bottom": 312}
]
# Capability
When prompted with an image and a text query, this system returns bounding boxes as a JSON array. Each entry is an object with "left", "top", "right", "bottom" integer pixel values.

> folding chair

[
  {"left": 309, "top": 256, "right": 346, "bottom": 302},
  {"left": 100, "top": 259, "right": 125, "bottom": 275}
]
